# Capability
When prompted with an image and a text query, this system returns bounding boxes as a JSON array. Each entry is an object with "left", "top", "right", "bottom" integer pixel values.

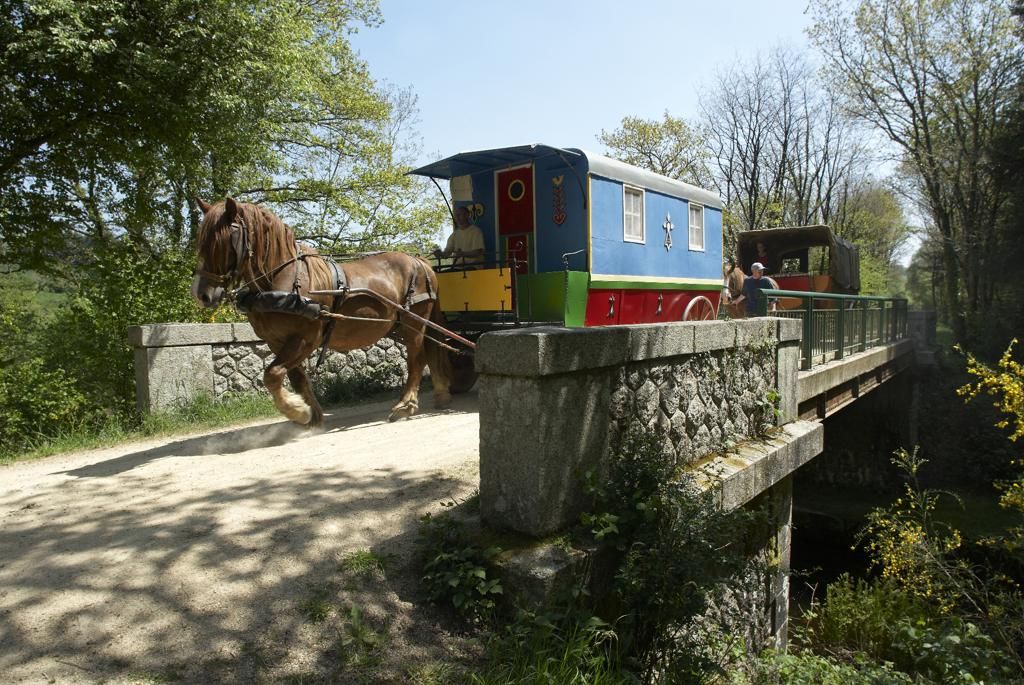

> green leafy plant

[
  {"left": 582, "top": 429, "right": 767, "bottom": 681},
  {"left": 751, "top": 388, "right": 782, "bottom": 436},
  {"left": 419, "top": 511, "right": 502, "bottom": 624},
  {"left": 338, "top": 604, "right": 387, "bottom": 668}
]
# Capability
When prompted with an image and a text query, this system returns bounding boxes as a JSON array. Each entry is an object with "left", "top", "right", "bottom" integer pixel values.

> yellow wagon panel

[{"left": 437, "top": 268, "right": 512, "bottom": 313}]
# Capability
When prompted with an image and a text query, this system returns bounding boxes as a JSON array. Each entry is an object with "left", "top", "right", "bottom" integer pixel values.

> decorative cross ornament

[{"left": 663, "top": 213, "right": 674, "bottom": 251}]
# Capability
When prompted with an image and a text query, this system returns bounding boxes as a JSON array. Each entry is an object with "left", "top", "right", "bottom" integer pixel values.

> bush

[
  {"left": 794, "top": 575, "right": 931, "bottom": 659},
  {"left": 582, "top": 429, "right": 768, "bottom": 681},
  {"left": 0, "top": 284, "right": 96, "bottom": 457},
  {"left": 418, "top": 509, "right": 503, "bottom": 624},
  {"left": 795, "top": 549, "right": 1019, "bottom": 681},
  {"left": 46, "top": 242, "right": 207, "bottom": 415},
  {"left": 739, "top": 650, "right": 914, "bottom": 685},
  {"left": 0, "top": 357, "right": 94, "bottom": 458},
  {"left": 316, "top": 357, "right": 406, "bottom": 404}
]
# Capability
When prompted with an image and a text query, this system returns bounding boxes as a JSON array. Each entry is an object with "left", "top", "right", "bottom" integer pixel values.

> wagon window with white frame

[
  {"left": 624, "top": 186, "right": 644, "bottom": 243},
  {"left": 688, "top": 203, "right": 704, "bottom": 251}
]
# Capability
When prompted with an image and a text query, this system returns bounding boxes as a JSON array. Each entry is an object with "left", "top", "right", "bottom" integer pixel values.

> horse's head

[
  {"left": 724, "top": 261, "right": 746, "bottom": 297},
  {"left": 192, "top": 197, "right": 246, "bottom": 308}
]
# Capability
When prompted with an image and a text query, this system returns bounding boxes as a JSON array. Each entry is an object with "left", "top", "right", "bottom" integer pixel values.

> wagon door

[{"left": 496, "top": 164, "right": 535, "bottom": 274}]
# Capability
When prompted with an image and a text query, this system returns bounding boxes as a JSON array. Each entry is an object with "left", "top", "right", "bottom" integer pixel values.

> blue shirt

[{"left": 742, "top": 276, "right": 774, "bottom": 314}]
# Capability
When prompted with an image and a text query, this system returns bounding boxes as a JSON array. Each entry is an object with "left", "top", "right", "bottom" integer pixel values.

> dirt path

[{"left": 0, "top": 391, "right": 481, "bottom": 684}]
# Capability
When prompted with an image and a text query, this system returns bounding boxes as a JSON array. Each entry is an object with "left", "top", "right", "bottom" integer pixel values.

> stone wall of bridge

[
  {"left": 475, "top": 318, "right": 816, "bottom": 536},
  {"left": 476, "top": 318, "right": 825, "bottom": 650},
  {"left": 128, "top": 323, "right": 408, "bottom": 412}
]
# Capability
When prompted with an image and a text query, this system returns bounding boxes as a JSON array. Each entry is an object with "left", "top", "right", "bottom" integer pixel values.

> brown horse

[
  {"left": 723, "top": 260, "right": 747, "bottom": 319},
  {"left": 191, "top": 197, "right": 451, "bottom": 425}
]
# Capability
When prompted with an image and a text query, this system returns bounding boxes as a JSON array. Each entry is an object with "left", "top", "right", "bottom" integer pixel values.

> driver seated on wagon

[{"left": 433, "top": 205, "right": 485, "bottom": 269}]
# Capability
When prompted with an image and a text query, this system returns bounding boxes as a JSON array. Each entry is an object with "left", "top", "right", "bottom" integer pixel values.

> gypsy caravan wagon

[{"left": 410, "top": 144, "right": 725, "bottom": 334}]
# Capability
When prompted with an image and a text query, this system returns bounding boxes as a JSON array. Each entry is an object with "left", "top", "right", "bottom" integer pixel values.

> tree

[
  {"left": 271, "top": 84, "right": 448, "bottom": 254},
  {"left": 808, "top": 0, "right": 1024, "bottom": 344},
  {"left": 700, "top": 49, "right": 868, "bottom": 239},
  {"left": 834, "top": 179, "right": 914, "bottom": 265},
  {"left": 598, "top": 112, "right": 713, "bottom": 187},
  {"left": 905, "top": 228, "right": 948, "bottom": 310},
  {"left": 0, "top": 0, "right": 442, "bottom": 274},
  {"left": 0, "top": 0, "right": 447, "bottom": 433}
]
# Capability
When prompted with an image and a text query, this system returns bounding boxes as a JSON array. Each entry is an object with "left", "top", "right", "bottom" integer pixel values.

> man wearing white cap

[{"left": 734, "top": 262, "right": 774, "bottom": 316}]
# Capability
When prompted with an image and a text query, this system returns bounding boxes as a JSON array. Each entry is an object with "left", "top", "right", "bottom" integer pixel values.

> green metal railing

[{"left": 756, "top": 289, "right": 909, "bottom": 371}]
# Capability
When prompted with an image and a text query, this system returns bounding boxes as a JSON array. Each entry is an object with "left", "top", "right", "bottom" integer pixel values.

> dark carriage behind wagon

[{"left": 736, "top": 224, "right": 860, "bottom": 310}]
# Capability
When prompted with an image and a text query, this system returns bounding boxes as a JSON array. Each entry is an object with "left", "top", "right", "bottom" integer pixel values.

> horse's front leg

[
  {"left": 264, "top": 336, "right": 318, "bottom": 426},
  {"left": 288, "top": 366, "right": 324, "bottom": 428}
]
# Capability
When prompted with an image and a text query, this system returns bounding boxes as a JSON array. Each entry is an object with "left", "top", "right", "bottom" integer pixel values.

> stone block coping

[
  {"left": 690, "top": 420, "right": 824, "bottom": 512},
  {"left": 475, "top": 317, "right": 794, "bottom": 378},
  {"left": 128, "top": 323, "right": 263, "bottom": 348}
]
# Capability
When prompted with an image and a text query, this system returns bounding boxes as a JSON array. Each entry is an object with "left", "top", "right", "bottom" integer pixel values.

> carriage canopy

[{"left": 737, "top": 224, "right": 860, "bottom": 293}]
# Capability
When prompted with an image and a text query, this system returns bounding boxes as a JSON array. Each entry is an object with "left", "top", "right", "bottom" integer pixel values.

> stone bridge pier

[{"left": 475, "top": 319, "right": 826, "bottom": 648}]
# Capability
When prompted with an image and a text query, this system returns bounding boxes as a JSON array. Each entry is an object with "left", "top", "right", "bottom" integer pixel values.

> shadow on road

[
  {"left": 58, "top": 390, "right": 478, "bottom": 479},
  {"left": 1, "top": 389, "right": 482, "bottom": 682}
]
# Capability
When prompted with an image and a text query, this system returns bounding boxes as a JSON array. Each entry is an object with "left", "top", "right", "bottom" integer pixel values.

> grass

[
  {"left": 340, "top": 549, "right": 387, "bottom": 578},
  {"left": 469, "top": 621, "right": 629, "bottom": 685},
  {"left": 0, "top": 392, "right": 278, "bottom": 466},
  {"left": 406, "top": 661, "right": 465, "bottom": 684}
]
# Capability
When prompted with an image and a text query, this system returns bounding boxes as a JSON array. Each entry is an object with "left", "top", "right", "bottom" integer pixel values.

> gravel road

[{"left": 0, "top": 391, "right": 481, "bottom": 683}]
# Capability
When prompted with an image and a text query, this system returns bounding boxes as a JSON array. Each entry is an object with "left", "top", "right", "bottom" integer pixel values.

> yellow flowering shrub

[
  {"left": 958, "top": 339, "right": 1024, "bottom": 442},
  {"left": 860, "top": 448, "right": 963, "bottom": 613},
  {"left": 958, "top": 340, "right": 1024, "bottom": 552}
]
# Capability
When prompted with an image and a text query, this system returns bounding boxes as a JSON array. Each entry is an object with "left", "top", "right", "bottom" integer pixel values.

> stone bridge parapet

[
  {"left": 476, "top": 318, "right": 818, "bottom": 537},
  {"left": 128, "top": 323, "right": 406, "bottom": 412}
]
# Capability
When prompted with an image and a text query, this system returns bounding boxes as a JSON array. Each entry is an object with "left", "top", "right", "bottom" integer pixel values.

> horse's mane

[{"left": 198, "top": 200, "right": 332, "bottom": 289}]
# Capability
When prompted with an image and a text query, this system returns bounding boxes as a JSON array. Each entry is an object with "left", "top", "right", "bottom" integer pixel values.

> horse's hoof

[
  {"left": 387, "top": 401, "right": 418, "bottom": 422},
  {"left": 434, "top": 391, "right": 452, "bottom": 409},
  {"left": 306, "top": 408, "right": 324, "bottom": 429}
]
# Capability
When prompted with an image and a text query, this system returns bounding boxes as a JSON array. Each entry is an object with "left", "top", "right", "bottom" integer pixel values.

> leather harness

[{"left": 196, "top": 209, "right": 438, "bottom": 370}]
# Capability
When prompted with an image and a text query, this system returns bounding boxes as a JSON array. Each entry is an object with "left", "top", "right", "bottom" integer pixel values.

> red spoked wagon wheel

[{"left": 683, "top": 295, "right": 717, "bottom": 321}]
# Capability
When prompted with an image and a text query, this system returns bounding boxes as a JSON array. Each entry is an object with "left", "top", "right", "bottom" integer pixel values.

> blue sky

[{"left": 351, "top": 0, "right": 815, "bottom": 166}]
